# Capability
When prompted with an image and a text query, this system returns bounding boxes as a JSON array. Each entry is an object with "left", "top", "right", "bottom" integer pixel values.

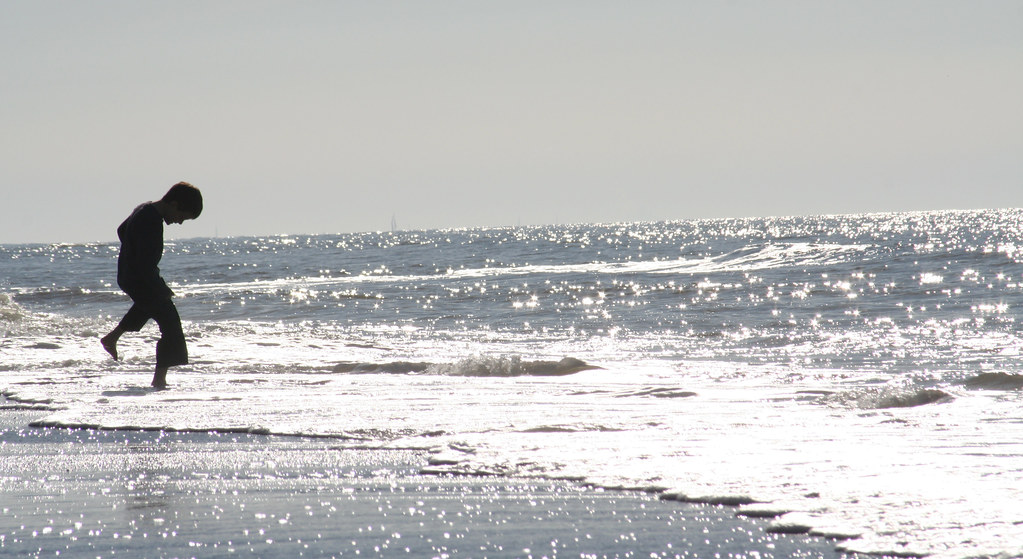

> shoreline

[{"left": 0, "top": 409, "right": 858, "bottom": 558}]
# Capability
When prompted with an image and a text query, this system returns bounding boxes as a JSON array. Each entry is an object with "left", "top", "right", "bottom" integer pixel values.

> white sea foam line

[{"left": 168, "top": 243, "right": 873, "bottom": 298}]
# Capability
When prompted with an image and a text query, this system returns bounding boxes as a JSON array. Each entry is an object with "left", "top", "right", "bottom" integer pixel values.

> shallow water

[
  {"left": 0, "top": 412, "right": 848, "bottom": 558},
  {"left": 3, "top": 210, "right": 1023, "bottom": 557}
]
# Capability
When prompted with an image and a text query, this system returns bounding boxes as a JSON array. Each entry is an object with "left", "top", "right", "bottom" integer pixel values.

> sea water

[{"left": 2, "top": 209, "right": 1022, "bottom": 557}]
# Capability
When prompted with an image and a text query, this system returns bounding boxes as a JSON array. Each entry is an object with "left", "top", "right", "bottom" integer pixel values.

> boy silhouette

[{"left": 101, "top": 182, "right": 203, "bottom": 389}]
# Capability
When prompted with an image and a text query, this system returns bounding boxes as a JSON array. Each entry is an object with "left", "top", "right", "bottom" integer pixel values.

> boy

[{"left": 101, "top": 182, "right": 203, "bottom": 389}]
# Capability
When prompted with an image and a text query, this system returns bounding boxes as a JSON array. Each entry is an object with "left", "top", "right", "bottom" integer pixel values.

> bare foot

[
  {"left": 152, "top": 368, "right": 168, "bottom": 389},
  {"left": 101, "top": 335, "right": 118, "bottom": 361}
]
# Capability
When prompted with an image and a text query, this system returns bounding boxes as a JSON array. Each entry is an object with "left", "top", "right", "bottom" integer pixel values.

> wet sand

[{"left": 0, "top": 410, "right": 854, "bottom": 558}]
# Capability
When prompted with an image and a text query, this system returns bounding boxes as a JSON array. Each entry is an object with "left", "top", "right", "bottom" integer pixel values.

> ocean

[{"left": 2, "top": 209, "right": 1022, "bottom": 558}]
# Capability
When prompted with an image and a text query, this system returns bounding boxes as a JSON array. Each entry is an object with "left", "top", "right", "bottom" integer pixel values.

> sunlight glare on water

[{"left": 3, "top": 209, "right": 1023, "bottom": 557}]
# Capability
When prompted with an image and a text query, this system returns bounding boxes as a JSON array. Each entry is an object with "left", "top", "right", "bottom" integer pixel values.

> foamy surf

[{"left": 331, "top": 356, "right": 598, "bottom": 376}]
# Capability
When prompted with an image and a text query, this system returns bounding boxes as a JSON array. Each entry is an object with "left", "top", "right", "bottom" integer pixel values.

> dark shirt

[{"left": 117, "top": 203, "right": 172, "bottom": 301}]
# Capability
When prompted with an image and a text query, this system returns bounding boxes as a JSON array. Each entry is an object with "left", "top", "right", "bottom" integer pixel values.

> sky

[{"left": 2, "top": 1, "right": 1021, "bottom": 244}]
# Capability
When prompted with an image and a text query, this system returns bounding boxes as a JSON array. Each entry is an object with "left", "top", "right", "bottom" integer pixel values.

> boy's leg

[
  {"left": 152, "top": 366, "right": 169, "bottom": 389},
  {"left": 150, "top": 298, "right": 188, "bottom": 388},
  {"left": 102, "top": 304, "right": 150, "bottom": 360}
]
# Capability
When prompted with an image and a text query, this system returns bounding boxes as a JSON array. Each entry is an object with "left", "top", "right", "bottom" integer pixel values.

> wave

[
  {"left": 706, "top": 242, "right": 871, "bottom": 271},
  {"left": 24, "top": 416, "right": 445, "bottom": 444},
  {"left": 436, "top": 242, "right": 870, "bottom": 279},
  {"left": 1, "top": 400, "right": 58, "bottom": 411},
  {"left": 659, "top": 491, "right": 759, "bottom": 506},
  {"left": 961, "top": 372, "right": 1023, "bottom": 390},
  {"left": 0, "top": 292, "right": 25, "bottom": 322},
  {"left": 159, "top": 241, "right": 872, "bottom": 304},
  {"left": 331, "top": 356, "right": 598, "bottom": 377},
  {"left": 0, "top": 393, "right": 61, "bottom": 411},
  {"left": 9, "top": 287, "right": 125, "bottom": 307},
  {"left": 822, "top": 387, "right": 952, "bottom": 409},
  {"left": 614, "top": 387, "right": 698, "bottom": 399},
  {"left": 518, "top": 424, "right": 626, "bottom": 433},
  {"left": 331, "top": 361, "right": 431, "bottom": 374}
]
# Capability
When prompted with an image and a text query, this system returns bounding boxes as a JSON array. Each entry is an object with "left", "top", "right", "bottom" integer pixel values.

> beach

[
  {"left": 5, "top": 213, "right": 1023, "bottom": 557},
  {"left": 1, "top": 409, "right": 851, "bottom": 558}
]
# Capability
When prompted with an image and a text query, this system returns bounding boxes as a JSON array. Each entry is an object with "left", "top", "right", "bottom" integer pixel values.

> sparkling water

[{"left": 3, "top": 209, "right": 1023, "bottom": 557}]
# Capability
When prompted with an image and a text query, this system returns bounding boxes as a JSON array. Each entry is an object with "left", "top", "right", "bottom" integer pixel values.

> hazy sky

[{"left": 2, "top": 1, "right": 1021, "bottom": 244}]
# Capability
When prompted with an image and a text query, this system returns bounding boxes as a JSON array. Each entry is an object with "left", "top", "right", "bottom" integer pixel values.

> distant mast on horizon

[{"left": 391, "top": 213, "right": 397, "bottom": 232}]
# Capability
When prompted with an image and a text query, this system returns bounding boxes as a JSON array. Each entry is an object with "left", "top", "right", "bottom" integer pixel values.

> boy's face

[{"left": 164, "top": 202, "right": 197, "bottom": 225}]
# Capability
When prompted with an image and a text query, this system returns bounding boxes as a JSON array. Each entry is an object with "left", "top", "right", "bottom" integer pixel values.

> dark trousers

[{"left": 117, "top": 296, "right": 188, "bottom": 368}]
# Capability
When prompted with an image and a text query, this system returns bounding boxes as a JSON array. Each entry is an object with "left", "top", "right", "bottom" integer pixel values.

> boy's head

[{"left": 162, "top": 182, "right": 203, "bottom": 221}]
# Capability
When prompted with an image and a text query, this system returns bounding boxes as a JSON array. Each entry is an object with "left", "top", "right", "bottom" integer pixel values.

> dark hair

[{"left": 162, "top": 181, "right": 203, "bottom": 218}]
